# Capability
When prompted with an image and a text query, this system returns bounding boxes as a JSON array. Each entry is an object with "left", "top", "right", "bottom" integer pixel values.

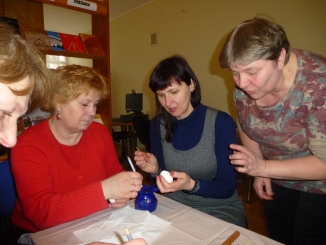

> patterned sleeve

[
  {"left": 306, "top": 93, "right": 326, "bottom": 164},
  {"left": 303, "top": 51, "right": 326, "bottom": 164}
]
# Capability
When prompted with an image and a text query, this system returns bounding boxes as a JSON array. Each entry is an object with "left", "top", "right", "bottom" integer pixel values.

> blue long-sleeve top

[{"left": 150, "top": 103, "right": 238, "bottom": 198}]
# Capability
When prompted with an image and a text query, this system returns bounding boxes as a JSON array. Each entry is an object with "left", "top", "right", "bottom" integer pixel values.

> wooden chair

[
  {"left": 131, "top": 115, "right": 151, "bottom": 152},
  {"left": 235, "top": 122, "right": 253, "bottom": 202},
  {"left": 0, "top": 159, "right": 17, "bottom": 236},
  {"left": 112, "top": 129, "right": 130, "bottom": 161},
  {"left": 247, "top": 175, "right": 253, "bottom": 202}
]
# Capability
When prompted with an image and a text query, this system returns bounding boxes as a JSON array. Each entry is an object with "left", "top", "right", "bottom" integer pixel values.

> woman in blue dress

[{"left": 135, "top": 55, "right": 246, "bottom": 227}]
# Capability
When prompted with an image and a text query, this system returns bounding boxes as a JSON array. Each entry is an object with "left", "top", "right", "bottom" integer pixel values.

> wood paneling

[{"left": 4, "top": 0, "right": 44, "bottom": 30}]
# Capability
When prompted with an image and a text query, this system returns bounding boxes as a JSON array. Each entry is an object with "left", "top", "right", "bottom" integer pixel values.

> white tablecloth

[{"left": 30, "top": 194, "right": 282, "bottom": 245}]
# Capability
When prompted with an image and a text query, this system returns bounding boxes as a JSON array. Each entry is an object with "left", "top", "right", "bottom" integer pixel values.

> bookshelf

[{"left": 0, "top": 0, "right": 112, "bottom": 130}]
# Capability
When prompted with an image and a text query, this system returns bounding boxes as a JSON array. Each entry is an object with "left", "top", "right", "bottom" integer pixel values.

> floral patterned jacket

[{"left": 236, "top": 49, "right": 326, "bottom": 194}]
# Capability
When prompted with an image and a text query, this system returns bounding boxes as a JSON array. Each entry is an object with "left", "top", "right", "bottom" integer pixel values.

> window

[{"left": 46, "top": 55, "right": 67, "bottom": 69}]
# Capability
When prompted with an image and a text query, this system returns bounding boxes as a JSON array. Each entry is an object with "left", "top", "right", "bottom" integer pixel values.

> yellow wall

[{"left": 110, "top": 0, "right": 326, "bottom": 120}]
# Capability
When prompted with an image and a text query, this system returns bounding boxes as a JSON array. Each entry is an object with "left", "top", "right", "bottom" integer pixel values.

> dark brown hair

[{"left": 149, "top": 55, "right": 201, "bottom": 142}]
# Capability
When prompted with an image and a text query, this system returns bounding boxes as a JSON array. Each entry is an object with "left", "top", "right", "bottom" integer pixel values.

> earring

[{"left": 56, "top": 110, "right": 61, "bottom": 120}]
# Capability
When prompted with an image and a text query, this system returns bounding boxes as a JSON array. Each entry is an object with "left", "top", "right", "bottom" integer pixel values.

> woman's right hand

[
  {"left": 134, "top": 150, "right": 158, "bottom": 174},
  {"left": 253, "top": 177, "right": 274, "bottom": 200}
]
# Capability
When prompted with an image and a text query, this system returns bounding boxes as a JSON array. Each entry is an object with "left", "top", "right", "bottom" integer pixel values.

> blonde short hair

[{"left": 44, "top": 64, "right": 108, "bottom": 112}]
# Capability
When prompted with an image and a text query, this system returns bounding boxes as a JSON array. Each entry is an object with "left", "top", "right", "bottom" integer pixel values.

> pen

[
  {"left": 221, "top": 231, "right": 240, "bottom": 245},
  {"left": 127, "top": 155, "right": 142, "bottom": 187},
  {"left": 127, "top": 155, "right": 136, "bottom": 172},
  {"left": 111, "top": 156, "right": 137, "bottom": 203},
  {"left": 244, "top": 238, "right": 252, "bottom": 245},
  {"left": 136, "top": 147, "right": 149, "bottom": 163},
  {"left": 125, "top": 227, "right": 133, "bottom": 241}
]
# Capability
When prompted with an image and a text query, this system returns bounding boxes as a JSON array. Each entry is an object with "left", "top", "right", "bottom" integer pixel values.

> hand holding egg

[{"left": 160, "top": 170, "right": 173, "bottom": 183}]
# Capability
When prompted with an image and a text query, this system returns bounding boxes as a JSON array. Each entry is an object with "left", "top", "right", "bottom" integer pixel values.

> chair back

[
  {"left": 0, "top": 159, "right": 17, "bottom": 233},
  {"left": 112, "top": 129, "right": 129, "bottom": 142},
  {"left": 132, "top": 115, "right": 151, "bottom": 152}
]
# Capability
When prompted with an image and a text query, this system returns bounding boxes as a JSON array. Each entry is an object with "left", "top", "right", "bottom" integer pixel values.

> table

[
  {"left": 112, "top": 120, "right": 137, "bottom": 158},
  {"left": 30, "top": 194, "right": 282, "bottom": 245}
]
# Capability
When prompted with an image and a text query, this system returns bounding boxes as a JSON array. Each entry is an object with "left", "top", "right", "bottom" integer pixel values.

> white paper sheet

[{"left": 74, "top": 206, "right": 171, "bottom": 244}]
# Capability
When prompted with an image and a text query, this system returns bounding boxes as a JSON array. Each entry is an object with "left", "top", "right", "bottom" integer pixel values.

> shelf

[
  {"left": 29, "top": 0, "right": 108, "bottom": 16},
  {"left": 81, "top": 0, "right": 108, "bottom": 6},
  {"left": 43, "top": 49, "right": 107, "bottom": 60}
]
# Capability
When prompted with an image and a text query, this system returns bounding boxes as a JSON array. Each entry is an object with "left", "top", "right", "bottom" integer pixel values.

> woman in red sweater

[{"left": 10, "top": 65, "right": 143, "bottom": 236}]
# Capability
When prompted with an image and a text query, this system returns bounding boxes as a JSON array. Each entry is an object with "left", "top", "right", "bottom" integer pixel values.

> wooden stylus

[{"left": 221, "top": 231, "right": 240, "bottom": 245}]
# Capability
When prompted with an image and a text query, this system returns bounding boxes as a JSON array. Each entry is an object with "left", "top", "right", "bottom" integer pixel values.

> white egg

[{"left": 160, "top": 170, "right": 173, "bottom": 183}]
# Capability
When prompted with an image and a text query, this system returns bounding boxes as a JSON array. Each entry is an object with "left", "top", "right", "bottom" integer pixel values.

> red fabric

[{"left": 11, "top": 118, "right": 123, "bottom": 232}]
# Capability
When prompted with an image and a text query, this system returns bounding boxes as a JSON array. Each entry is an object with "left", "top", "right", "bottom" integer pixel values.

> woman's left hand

[
  {"left": 229, "top": 144, "right": 267, "bottom": 176},
  {"left": 156, "top": 171, "right": 194, "bottom": 193}
]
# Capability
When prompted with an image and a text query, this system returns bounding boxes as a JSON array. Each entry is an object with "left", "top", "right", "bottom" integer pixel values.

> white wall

[{"left": 110, "top": 0, "right": 326, "bottom": 119}]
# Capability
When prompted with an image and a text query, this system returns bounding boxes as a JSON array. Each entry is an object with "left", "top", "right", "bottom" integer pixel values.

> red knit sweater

[{"left": 11, "top": 118, "right": 123, "bottom": 232}]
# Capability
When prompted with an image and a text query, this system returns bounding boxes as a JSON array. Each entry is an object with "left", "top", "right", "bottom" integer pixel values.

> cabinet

[{"left": 0, "top": 0, "right": 112, "bottom": 130}]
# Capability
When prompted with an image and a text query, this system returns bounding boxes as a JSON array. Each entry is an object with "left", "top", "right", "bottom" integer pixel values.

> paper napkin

[{"left": 74, "top": 206, "right": 171, "bottom": 244}]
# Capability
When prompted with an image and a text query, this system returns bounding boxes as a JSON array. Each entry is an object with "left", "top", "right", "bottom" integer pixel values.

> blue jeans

[{"left": 264, "top": 182, "right": 326, "bottom": 245}]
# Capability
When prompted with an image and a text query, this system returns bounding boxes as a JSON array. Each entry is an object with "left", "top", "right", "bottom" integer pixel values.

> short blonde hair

[
  {"left": 44, "top": 65, "right": 108, "bottom": 113},
  {"left": 0, "top": 23, "right": 51, "bottom": 112}
]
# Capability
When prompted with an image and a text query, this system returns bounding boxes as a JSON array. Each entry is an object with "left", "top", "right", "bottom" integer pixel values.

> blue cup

[{"left": 135, "top": 185, "right": 159, "bottom": 212}]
